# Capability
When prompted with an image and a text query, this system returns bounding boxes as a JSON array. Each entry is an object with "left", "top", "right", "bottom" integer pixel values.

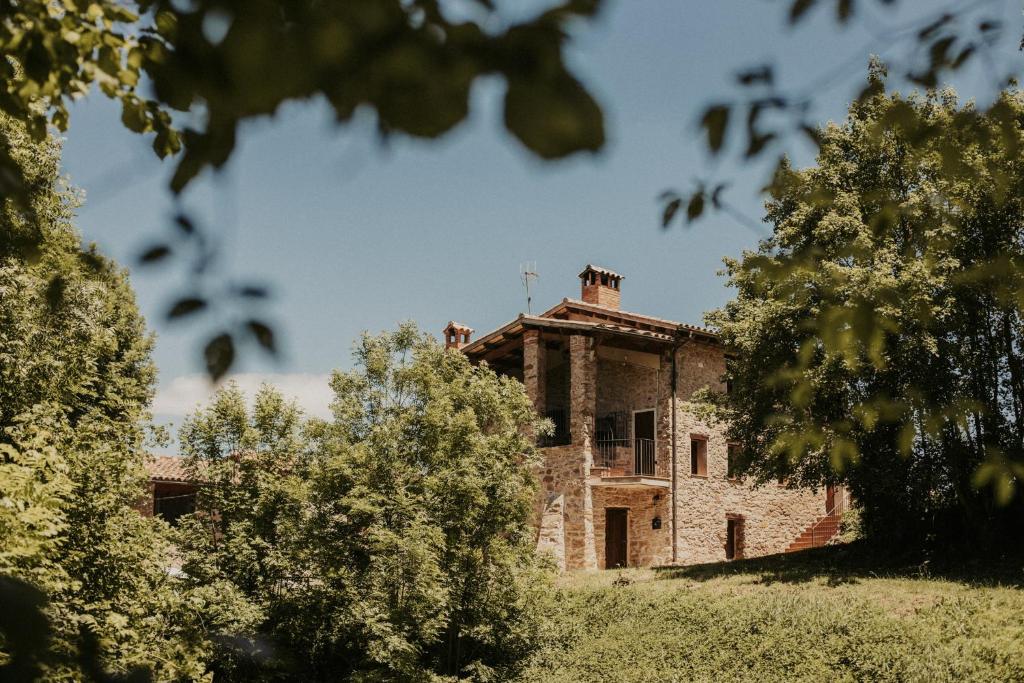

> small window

[
  {"left": 690, "top": 438, "right": 707, "bottom": 476},
  {"left": 154, "top": 489, "right": 196, "bottom": 526},
  {"left": 727, "top": 443, "right": 741, "bottom": 480},
  {"left": 726, "top": 379, "right": 734, "bottom": 394}
]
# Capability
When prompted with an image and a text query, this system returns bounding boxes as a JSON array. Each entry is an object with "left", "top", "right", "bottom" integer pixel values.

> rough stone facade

[
  {"left": 525, "top": 336, "right": 827, "bottom": 571},
  {"left": 592, "top": 487, "right": 672, "bottom": 568}
]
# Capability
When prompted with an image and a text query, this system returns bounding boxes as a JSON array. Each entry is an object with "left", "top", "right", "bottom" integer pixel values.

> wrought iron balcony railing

[{"left": 595, "top": 437, "right": 656, "bottom": 476}]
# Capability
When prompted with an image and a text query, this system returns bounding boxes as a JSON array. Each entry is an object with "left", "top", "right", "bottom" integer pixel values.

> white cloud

[{"left": 152, "top": 373, "right": 334, "bottom": 419}]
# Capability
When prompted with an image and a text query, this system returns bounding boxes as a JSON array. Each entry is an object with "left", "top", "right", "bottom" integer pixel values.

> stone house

[
  {"left": 448, "top": 265, "right": 844, "bottom": 571},
  {"left": 139, "top": 455, "right": 198, "bottom": 525}
]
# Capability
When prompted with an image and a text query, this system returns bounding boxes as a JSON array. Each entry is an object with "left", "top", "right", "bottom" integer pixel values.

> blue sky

[{"left": 57, "top": 1, "right": 1023, "bottom": 449}]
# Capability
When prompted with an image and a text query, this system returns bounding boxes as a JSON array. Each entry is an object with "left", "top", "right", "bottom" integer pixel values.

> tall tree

[
  {"left": 708, "top": 70, "right": 1024, "bottom": 551},
  {"left": 176, "top": 324, "right": 546, "bottom": 680},
  {"left": 0, "top": 112, "right": 219, "bottom": 679}
]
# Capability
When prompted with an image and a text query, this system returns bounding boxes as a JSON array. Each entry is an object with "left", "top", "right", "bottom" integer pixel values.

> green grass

[{"left": 517, "top": 544, "right": 1024, "bottom": 682}]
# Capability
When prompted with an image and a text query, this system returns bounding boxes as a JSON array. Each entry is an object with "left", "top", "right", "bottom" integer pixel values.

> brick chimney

[
  {"left": 579, "top": 265, "right": 623, "bottom": 310},
  {"left": 443, "top": 321, "right": 474, "bottom": 350}
]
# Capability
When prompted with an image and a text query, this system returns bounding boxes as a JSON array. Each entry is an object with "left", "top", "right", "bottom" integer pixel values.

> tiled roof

[
  {"left": 551, "top": 298, "right": 718, "bottom": 337},
  {"left": 146, "top": 454, "right": 193, "bottom": 483},
  {"left": 459, "top": 293, "right": 719, "bottom": 357}
]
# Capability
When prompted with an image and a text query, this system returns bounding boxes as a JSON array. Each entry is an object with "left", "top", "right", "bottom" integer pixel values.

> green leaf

[
  {"left": 686, "top": 192, "right": 705, "bottom": 223},
  {"left": 138, "top": 244, "right": 171, "bottom": 263},
  {"left": 745, "top": 132, "right": 776, "bottom": 158},
  {"left": 836, "top": 0, "right": 854, "bottom": 23},
  {"left": 235, "top": 285, "right": 268, "bottom": 299},
  {"left": 246, "top": 320, "right": 276, "bottom": 354},
  {"left": 174, "top": 214, "right": 195, "bottom": 235},
  {"left": 917, "top": 13, "right": 952, "bottom": 41},
  {"left": 167, "top": 297, "right": 206, "bottom": 319},
  {"left": 710, "top": 183, "right": 728, "bottom": 210},
  {"left": 662, "top": 197, "right": 682, "bottom": 228},
  {"left": 800, "top": 123, "right": 823, "bottom": 148},
  {"left": 701, "top": 105, "right": 730, "bottom": 154},
  {"left": 204, "top": 333, "right": 235, "bottom": 381},
  {"left": 789, "top": 0, "right": 817, "bottom": 24},
  {"left": 504, "top": 75, "right": 605, "bottom": 159},
  {"left": 929, "top": 36, "right": 956, "bottom": 66},
  {"left": 737, "top": 66, "right": 773, "bottom": 87},
  {"left": 951, "top": 45, "right": 975, "bottom": 69}
]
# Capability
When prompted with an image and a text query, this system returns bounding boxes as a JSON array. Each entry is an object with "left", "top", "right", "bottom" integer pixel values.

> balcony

[{"left": 594, "top": 437, "right": 656, "bottom": 476}]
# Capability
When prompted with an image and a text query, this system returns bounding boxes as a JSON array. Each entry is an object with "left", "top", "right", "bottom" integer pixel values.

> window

[
  {"left": 153, "top": 488, "right": 196, "bottom": 526},
  {"left": 690, "top": 437, "right": 707, "bottom": 476},
  {"left": 726, "top": 379, "right": 734, "bottom": 394},
  {"left": 540, "top": 408, "right": 570, "bottom": 447},
  {"left": 727, "top": 443, "right": 741, "bottom": 480}
]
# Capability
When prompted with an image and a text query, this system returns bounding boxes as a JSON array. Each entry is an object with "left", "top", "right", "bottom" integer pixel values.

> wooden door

[{"left": 605, "top": 508, "right": 628, "bottom": 569}]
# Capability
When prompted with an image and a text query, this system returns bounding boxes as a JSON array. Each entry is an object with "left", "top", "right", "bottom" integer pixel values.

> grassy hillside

[{"left": 518, "top": 545, "right": 1024, "bottom": 682}]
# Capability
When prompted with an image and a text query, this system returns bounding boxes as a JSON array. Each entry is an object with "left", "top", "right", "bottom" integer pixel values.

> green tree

[
  {"left": 708, "top": 70, "right": 1024, "bottom": 552},
  {"left": 0, "top": 112, "right": 222, "bottom": 680},
  {"left": 177, "top": 324, "right": 546, "bottom": 680}
]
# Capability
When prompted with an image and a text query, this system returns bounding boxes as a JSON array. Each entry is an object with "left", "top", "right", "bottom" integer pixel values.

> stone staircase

[
  {"left": 785, "top": 487, "right": 848, "bottom": 553},
  {"left": 785, "top": 512, "right": 842, "bottom": 552}
]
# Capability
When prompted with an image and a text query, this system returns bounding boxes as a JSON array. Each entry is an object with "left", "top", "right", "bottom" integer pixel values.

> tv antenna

[{"left": 520, "top": 262, "right": 538, "bottom": 314}]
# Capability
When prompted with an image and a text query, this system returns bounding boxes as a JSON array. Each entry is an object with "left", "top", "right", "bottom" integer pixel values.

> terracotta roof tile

[
  {"left": 146, "top": 454, "right": 193, "bottom": 483},
  {"left": 552, "top": 298, "right": 717, "bottom": 336}
]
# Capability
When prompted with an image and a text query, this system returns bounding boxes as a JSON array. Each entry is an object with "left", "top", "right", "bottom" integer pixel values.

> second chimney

[
  {"left": 443, "top": 321, "right": 474, "bottom": 350},
  {"left": 579, "top": 265, "right": 623, "bottom": 310}
]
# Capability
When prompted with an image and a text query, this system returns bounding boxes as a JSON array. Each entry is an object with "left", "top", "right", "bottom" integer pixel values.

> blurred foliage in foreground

[
  {"left": 0, "top": 0, "right": 607, "bottom": 379},
  {"left": 706, "top": 64, "right": 1024, "bottom": 552},
  {"left": 0, "top": 0, "right": 605, "bottom": 207}
]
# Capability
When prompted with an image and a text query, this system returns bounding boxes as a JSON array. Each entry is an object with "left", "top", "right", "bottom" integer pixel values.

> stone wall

[
  {"left": 591, "top": 487, "right": 672, "bottom": 568},
  {"left": 669, "top": 341, "right": 825, "bottom": 564},
  {"left": 533, "top": 443, "right": 591, "bottom": 570},
  {"left": 522, "top": 330, "right": 545, "bottom": 421},
  {"left": 529, "top": 335, "right": 827, "bottom": 571},
  {"left": 595, "top": 353, "right": 661, "bottom": 418},
  {"left": 568, "top": 335, "right": 597, "bottom": 569}
]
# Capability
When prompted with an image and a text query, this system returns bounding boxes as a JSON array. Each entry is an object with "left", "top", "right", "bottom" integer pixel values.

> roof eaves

[{"left": 559, "top": 298, "right": 718, "bottom": 339}]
